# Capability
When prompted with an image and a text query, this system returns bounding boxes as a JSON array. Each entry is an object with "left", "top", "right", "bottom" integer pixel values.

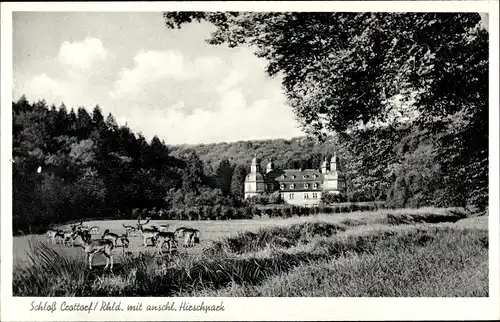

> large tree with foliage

[{"left": 164, "top": 12, "right": 488, "bottom": 209}]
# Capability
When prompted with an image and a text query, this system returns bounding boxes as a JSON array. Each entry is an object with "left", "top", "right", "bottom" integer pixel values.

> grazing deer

[
  {"left": 76, "top": 230, "right": 114, "bottom": 271},
  {"left": 136, "top": 217, "right": 159, "bottom": 247},
  {"left": 62, "top": 231, "right": 78, "bottom": 247},
  {"left": 101, "top": 229, "right": 121, "bottom": 247},
  {"left": 122, "top": 224, "right": 137, "bottom": 236},
  {"left": 54, "top": 230, "right": 65, "bottom": 244},
  {"left": 46, "top": 229, "right": 58, "bottom": 244},
  {"left": 89, "top": 226, "right": 100, "bottom": 235},
  {"left": 174, "top": 227, "right": 201, "bottom": 248},
  {"left": 119, "top": 232, "right": 130, "bottom": 254},
  {"left": 71, "top": 220, "right": 85, "bottom": 233},
  {"left": 154, "top": 231, "right": 177, "bottom": 255}
]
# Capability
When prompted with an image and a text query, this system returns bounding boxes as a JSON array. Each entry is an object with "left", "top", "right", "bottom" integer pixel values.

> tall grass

[
  {"left": 13, "top": 218, "right": 488, "bottom": 297},
  {"left": 209, "top": 228, "right": 488, "bottom": 297},
  {"left": 204, "top": 222, "right": 346, "bottom": 256}
]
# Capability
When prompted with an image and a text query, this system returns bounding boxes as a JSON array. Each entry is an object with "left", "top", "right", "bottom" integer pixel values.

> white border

[{"left": 1, "top": 1, "right": 499, "bottom": 321}]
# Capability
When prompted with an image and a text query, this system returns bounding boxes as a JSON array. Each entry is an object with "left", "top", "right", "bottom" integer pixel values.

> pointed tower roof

[{"left": 251, "top": 153, "right": 260, "bottom": 165}]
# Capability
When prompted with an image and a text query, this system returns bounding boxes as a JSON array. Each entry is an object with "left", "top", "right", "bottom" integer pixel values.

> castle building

[{"left": 244, "top": 153, "right": 346, "bottom": 206}]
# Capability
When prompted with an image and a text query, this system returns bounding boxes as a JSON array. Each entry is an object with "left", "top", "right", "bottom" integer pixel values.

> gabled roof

[{"left": 273, "top": 169, "right": 323, "bottom": 182}]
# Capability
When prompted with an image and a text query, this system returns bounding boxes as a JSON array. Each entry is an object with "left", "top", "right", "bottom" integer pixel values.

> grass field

[{"left": 12, "top": 207, "right": 488, "bottom": 297}]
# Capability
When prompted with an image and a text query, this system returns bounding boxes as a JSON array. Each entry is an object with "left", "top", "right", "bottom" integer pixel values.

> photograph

[{"left": 1, "top": 1, "right": 498, "bottom": 320}]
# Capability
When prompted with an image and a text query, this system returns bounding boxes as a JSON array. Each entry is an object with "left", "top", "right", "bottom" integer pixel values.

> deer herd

[{"left": 45, "top": 217, "right": 201, "bottom": 272}]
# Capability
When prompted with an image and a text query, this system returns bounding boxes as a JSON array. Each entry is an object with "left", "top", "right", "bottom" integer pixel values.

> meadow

[{"left": 12, "top": 207, "right": 488, "bottom": 297}]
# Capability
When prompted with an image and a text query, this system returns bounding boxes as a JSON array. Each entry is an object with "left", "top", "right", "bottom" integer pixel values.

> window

[
  {"left": 292, "top": 175, "right": 296, "bottom": 179},
  {"left": 290, "top": 183, "right": 295, "bottom": 190},
  {"left": 313, "top": 174, "right": 318, "bottom": 179},
  {"left": 280, "top": 183, "right": 285, "bottom": 190},
  {"left": 282, "top": 175, "right": 287, "bottom": 179},
  {"left": 267, "top": 184, "right": 273, "bottom": 191},
  {"left": 304, "top": 183, "right": 309, "bottom": 189},
  {"left": 312, "top": 193, "right": 318, "bottom": 199},
  {"left": 304, "top": 193, "right": 309, "bottom": 199},
  {"left": 289, "top": 193, "right": 294, "bottom": 200},
  {"left": 313, "top": 183, "right": 318, "bottom": 189},
  {"left": 303, "top": 175, "right": 308, "bottom": 179}
]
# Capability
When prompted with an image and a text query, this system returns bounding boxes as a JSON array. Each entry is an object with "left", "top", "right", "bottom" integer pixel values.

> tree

[
  {"left": 164, "top": 12, "right": 488, "bottom": 209},
  {"left": 76, "top": 107, "right": 93, "bottom": 139},
  {"left": 230, "top": 164, "right": 247, "bottom": 198},
  {"left": 180, "top": 150, "right": 204, "bottom": 194},
  {"left": 215, "top": 159, "right": 233, "bottom": 195}
]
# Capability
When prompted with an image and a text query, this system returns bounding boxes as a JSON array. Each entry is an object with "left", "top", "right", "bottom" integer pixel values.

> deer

[
  {"left": 119, "top": 232, "right": 130, "bottom": 254},
  {"left": 46, "top": 229, "right": 59, "bottom": 244},
  {"left": 101, "top": 229, "right": 121, "bottom": 247},
  {"left": 75, "top": 230, "right": 114, "bottom": 271},
  {"left": 89, "top": 226, "right": 100, "bottom": 235},
  {"left": 71, "top": 220, "right": 85, "bottom": 233},
  {"left": 62, "top": 230, "right": 78, "bottom": 247},
  {"left": 154, "top": 231, "right": 178, "bottom": 255},
  {"left": 174, "top": 227, "right": 201, "bottom": 248},
  {"left": 122, "top": 224, "right": 137, "bottom": 236},
  {"left": 53, "top": 230, "right": 66, "bottom": 244},
  {"left": 136, "top": 217, "right": 159, "bottom": 248}
]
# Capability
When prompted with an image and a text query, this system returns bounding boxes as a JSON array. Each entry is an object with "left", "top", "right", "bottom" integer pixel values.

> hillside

[{"left": 168, "top": 136, "right": 342, "bottom": 175}]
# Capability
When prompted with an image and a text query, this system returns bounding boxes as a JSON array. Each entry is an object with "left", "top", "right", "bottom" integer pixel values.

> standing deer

[
  {"left": 89, "top": 226, "right": 100, "bottom": 235},
  {"left": 136, "top": 217, "right": 159, "bottom": 247},
  {"left": 122, "top": 224, "right": 137, "bottom": 236},
  {"left": 76, "top": 230, "right": 114, "bottom": 271},
  {"left": 119, "top": 232, "right": 130, "bottom": 254},
  {"left": 154, "top": 231, "right": 178, "bottom": 255},
  {"left": 174, "top": 227, "right": 201, "bottom": 248},
  {"left": 101, "top": 229, "right": 121, "bottom": 247},
  {"left": 46, "top": 229, "right": 58, "bottom": 244},
  {"left": 62, "top": 230, "right": 78, "bottom": 247},
  {"left": 54, "top": 230, "right": 65, "bottom": 244}
]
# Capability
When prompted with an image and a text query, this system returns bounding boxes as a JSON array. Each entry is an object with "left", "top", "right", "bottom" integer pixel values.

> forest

[
  {"left": 13, "top": 95, "right": 486, "bottom": 234},
  {"left": 12, "top": 13, "right": 488, "bottom": 234}
]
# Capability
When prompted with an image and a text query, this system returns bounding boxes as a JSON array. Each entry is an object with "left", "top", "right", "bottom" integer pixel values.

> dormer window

[
  {"left": 280, "top": 183, "right": 285, "bottom": 190},
  {"left": 313, "top": 174, "right": 318, "bottom": 179},
  {"left": 290, "top": 183, "right": 295, "bottom": 190},
  {"left": 313, "top": 183, "right": 318, "bottom": 189},
  {"left": 304, "top": 183, "right": 309, "bottom": 189},
  {"left": 292, "top": 175, "right": 296, "bottom": 179},
  {"left": 303, "top": 175, "right": 308, "bottom": 179},
  {"left": 282, "top": 175, "right": 287, "bottom": 179}
]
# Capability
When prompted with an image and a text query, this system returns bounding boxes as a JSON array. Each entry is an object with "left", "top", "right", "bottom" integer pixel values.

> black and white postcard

[{"left": 1, "top": 1, "right": 499, "bottom": 321}]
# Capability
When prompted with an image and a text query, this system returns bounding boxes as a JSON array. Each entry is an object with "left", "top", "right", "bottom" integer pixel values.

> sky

[{"left": 13, "top": 12, "right": 304, "bottom": 145}]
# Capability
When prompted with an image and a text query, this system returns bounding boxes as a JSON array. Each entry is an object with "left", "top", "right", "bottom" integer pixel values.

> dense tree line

[{"left": 12, "top": 97, "right": 249, "bottom": 233}]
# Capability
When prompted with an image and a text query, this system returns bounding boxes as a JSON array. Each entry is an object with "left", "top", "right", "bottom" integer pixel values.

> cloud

[
  {"left": 110, "top": 50, "right": 189, "bottom": 98},
  {"left": 58, "top": 37, "right": 108, "bottom": 70},
  {"left": 104, "top": 46, "right": 304, "bottom": 144},
  {"left": 18, "top": 73, "right": 71, "bottom": 104},
  {"left": 15, "top": 37, "right": 304, "bottom": 145},
  {"left": 120, "top": 86, "right": 303, "bottom": 145}
]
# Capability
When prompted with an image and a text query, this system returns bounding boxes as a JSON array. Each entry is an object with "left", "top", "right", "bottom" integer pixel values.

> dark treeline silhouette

[{"left": 12, "top": 96, "right": 245, "bottom": 234}]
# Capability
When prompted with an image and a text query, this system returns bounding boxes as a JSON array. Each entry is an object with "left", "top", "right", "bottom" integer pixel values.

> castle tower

[
  {"left": 330, "top": 152, "right": 337, "bottom": 171},
  {"left": 323, "top": 152, "right": 346, "bottom": 193},
  {"left": 321, "top": 158, "right": 329, "bottom": 174},
  {"left": 266, "top": 158, "right": 275, "bottom": 174},
  {"left": 244, "top": 154, "right": 265, "bottom": 199},
  {"left": 251, "top": 154, "right": 260, "bottom": 173}
]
